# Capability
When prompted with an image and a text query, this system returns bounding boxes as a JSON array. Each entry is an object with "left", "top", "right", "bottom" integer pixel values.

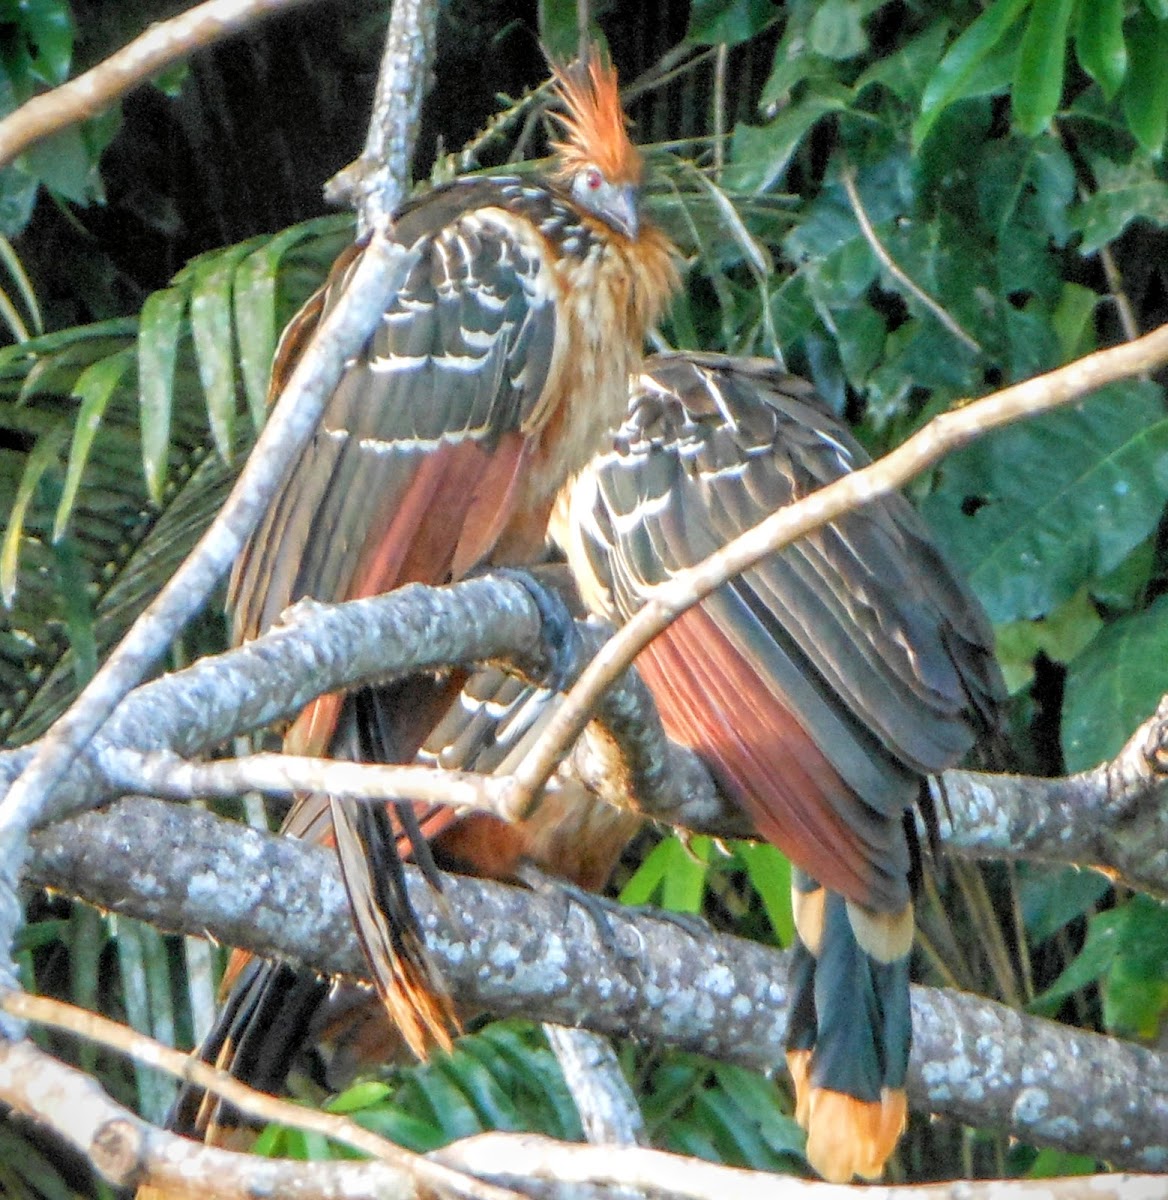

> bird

[
  {"left": 557, "top": 351, "right": 1005, "bottom": 1183},
  {"left": 224, "top": 42, "right": 677, "bottom": 1060},
  {"left": 154, "top": 44, "right": 675, "bottom": 1153}
]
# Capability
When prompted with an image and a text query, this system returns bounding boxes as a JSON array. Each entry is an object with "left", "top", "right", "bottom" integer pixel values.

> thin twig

[
  {"left": 0, "top": 0, "right": 317, "bottom": 170},
  {"left": 1099, "top": 241, "right": 1141, "bottom": 343},
  {"left": 98, "top": 745, "right": 517, "bottom": 814},
  {"left": 841, "top": 165, "right": 983, "bottom": 355},
  {"left": 506, "top": 320, "right": 1168, "bottom": 815},
  {"left": 712, "top": 44, "right": 728, "bottom": 180}
]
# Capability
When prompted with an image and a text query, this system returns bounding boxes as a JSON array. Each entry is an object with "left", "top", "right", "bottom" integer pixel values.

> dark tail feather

[
  {"left": 169, "top": 958, "right": 330, "bottom": 1145},
  {"left": 786, "top": 871, "right": 911, "bottom": 1183},
  {"left": 330, "top": 793, "right": 459, "bottom": 1060}
]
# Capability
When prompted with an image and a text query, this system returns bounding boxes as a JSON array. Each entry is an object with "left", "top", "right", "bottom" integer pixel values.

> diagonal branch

[
  {"left": 0, "top": 0, "right": 318, "bottom": 171},
  {"left": 507, "top": 320, "right": 1168, "bottom": 814},
  {"left": 2, "top": 992, "right": 519, "bottom": 1200},
  {"left": 0, "top": 234, "right": 418, "bottom": 1025}
]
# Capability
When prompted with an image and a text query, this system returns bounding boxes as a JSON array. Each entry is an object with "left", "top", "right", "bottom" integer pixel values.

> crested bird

[
  {"left": 226, "top": 43, "right": 677, "bottom": 1058},
  {"left": 152, "top": 46, "right": 675, "bottom": 1161}
]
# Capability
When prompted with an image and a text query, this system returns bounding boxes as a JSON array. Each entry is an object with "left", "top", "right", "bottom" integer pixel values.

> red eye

[{"left": 585, "top": 168, "right": 603, "bottom": 191}]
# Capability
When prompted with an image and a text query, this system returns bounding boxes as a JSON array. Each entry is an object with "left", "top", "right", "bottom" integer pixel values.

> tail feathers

[
  {"left": 330, "top": 793, "right": 459, "bottom": 1059},
  {"left": 786, "top": 876, "right": 912, "bottom": 1183},
  {"left": 167, "top": 958, "right": 330, "bottom": 1144}
]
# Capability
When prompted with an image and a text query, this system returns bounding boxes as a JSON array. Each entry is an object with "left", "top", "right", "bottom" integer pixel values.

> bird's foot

[{"left": 491, "top": 566, "right": 586, "bottom": 693}]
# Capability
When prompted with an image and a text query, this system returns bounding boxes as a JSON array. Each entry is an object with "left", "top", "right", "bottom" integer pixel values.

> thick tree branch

[
  {"left": 0, "top": 0, "right": 318, "bottom": 171},
  {"left": 24, "top": 795, "right": 1168, "bottom": 1173},
  {"left": 3, "top": 572, "right": 1168, "bottom": 893}
]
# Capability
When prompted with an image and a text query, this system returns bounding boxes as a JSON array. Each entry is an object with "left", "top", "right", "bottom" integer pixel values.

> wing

[
  {"left": 230, "top": 180, "right": 565, "bottom": 644},
  {"left": 565, "top": 352, "right": 1003, "bottom": 912}
]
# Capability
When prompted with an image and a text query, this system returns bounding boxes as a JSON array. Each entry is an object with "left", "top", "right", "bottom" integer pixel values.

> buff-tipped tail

[{"left": 787, "top": 873, "right": 913, "bottom": 1182}]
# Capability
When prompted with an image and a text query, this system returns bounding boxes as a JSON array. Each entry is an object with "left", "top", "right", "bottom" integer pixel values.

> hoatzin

[
  {"left": 557, "top": 352, "right": 1005, "bottom": 1183},
  {"left": 149, "top": 44, "right": 673, "bottom": 1158},
  {"left": 228, "top": 43, "right": 675, "bottom": 1056}
]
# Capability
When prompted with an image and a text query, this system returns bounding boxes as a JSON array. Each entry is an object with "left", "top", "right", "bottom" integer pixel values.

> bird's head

[{"left": 547, "top": 46, "right": 644, "bottom": 238}]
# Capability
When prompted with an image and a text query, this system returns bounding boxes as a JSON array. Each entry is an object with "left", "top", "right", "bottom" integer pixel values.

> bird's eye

[{"left": 584, "top": 168, "right": 603, "bottom": 191}]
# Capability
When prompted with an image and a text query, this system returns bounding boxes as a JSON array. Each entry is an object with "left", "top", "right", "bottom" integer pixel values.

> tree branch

[
  {"left": 1, "top": 995, "right": 1149, "bottom": 1199},
  {"left": 24, "top": 795, "right": 1168, "bottom": 1172},
  {"left": 0, "top": 0, "right": 319, "bottom": 171},
  {"left": 0, "top": 232, "right": 420, "bottom": 1025},
  {"left": 937, "top": 694, "right": 1168, "bottom": 900},
  {"left": 0, "top": 0, "right": 438, "bottom": 1030},
  {"left": 1, "top": 992, "right": 517, "bottom": 1200},
  {"left": 4, "top": 571, "right": 1168, "bottom": 896},
  {"left": 325, "top": 0, "right": 439, "bottom": 232}
]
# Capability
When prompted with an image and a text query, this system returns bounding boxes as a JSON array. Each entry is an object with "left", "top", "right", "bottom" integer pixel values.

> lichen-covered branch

[
  {"left": 937, "top": 694, "right": 1168, "bottom": 900},
  {"left": 325, "top": 0, "right": 438, "bottom": 232},
  {"left": 26, "top": 795, "right": 1168, "bottom": 1172}
]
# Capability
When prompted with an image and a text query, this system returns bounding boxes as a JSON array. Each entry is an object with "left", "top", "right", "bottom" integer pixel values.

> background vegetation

[{"left": 4, "top": 0, "right": 1168, "bottom": 1192}]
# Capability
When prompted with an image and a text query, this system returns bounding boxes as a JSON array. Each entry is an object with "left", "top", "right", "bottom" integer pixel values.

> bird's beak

[{"left": 607, "top": 185, "right": 639, "bottom": 238}]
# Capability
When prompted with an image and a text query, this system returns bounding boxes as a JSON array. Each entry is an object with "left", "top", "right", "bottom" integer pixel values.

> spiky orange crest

[{"left": 548, "top": 47, "right": 643, "bottom": 186}]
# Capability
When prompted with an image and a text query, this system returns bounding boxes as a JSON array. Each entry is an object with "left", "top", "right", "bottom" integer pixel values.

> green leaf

[
  {"left": 686, "top": 0, "right": 776, "bottom": 47},
  {"left": 537, "top": 0, "right": 580, "bottom": 62},
  {"left": 1017, "top": 864, "right": 1110, "bottom": 945},
  {"left": 1121, "top": 9, "right": 1168, "bottom": 156},
  {"left": 1074, "top": 0, "right": 1127, "bottom": 99},
  {"left": 620, "top": 835, "right": 710, "bottom": 913},
  {"left": 1, "top": 420, "right": 67, "bottom": 605},
  {"left": 710, "top": 1064, "right": 805, "bottom": 1157},
  {"left": 734, "top": 841, "right": 793, "bottom": 945},
  {"left": 994, "top": 587, "right": 1103, "bottom": 694},
  {"left": 1036, "top": 895, "right": 1168, "bottom": 1037},
  {"left": 915, "top": 0, "right": 1031, "bottom": 147},
  {"left": 53, "top": 349, "right": 134, "bottom": 542},
  {"left": 1071, "top": 156, "right": 1168, "bottom": 251},
  {"left": 854, "top": 21, "right": 951, "bottom": 106},
  {"left": 724, "top": 97, "right": 847, "bottom": 195},
  {"left": 1050, "top": 282, "right": 1099, "bottom": 362},
  {"left": 1012, "top": 0, "right": 1074, "bottom": 136},
  {"left": 920, "top": 382, "right": 1168, "bottom": 622},
  {"left": 19, "top": 124, "right": 99, "bottom": 204},
  {"left": 20, "top": 0, "right": 74, "bottom": 85},
  {"left": 1027, "top": 1149, "right": 1100, "bottom": 1178},
  {"left": 137, "top": 286, "right": 185, "bottom": 503},
  {"left": 1144, "top": 0, "right": 1168, "bottom": 19},
  {"left": 808, "top": 0, "right": 869, "bottom": 61},
  {"left": 1062, "top": 592, "right": 1168, "bottom": 770},
  {"left": 327, "top": 1080, "right": 392, "bottom": 1114},
  {"left": 189, "top": 245, "right": 253, "bottom": 462}
]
